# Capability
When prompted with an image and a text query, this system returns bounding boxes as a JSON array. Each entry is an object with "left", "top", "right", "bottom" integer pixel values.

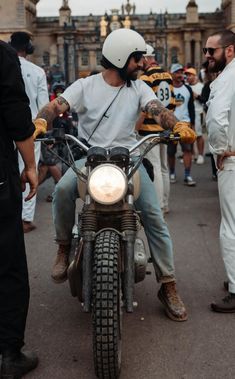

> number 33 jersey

[{"left": 139, "top": 65, "right": 175, "bottom": 133}]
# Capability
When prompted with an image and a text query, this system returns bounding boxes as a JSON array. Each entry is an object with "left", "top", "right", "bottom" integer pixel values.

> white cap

[{"left": 170, "top": 63, "right": 184, "bottom": 73}]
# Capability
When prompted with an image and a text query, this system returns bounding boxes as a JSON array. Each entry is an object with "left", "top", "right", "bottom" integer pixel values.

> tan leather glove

[
  {"left": 173, "top": 122, "right": 197, "bottom": 144},
  {"left": 33, "top": 118, "right": 47, "bottom": 140}
]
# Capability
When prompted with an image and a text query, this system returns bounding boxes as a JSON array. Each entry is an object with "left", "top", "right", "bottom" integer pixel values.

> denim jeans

[
  {"left": 52, "top": 159, "right": 175, "bottom": 282},
  {"left": 140, "top": 141, "right": 170, "bottom": 210}
]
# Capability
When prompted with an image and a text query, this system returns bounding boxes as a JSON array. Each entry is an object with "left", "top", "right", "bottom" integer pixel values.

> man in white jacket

[
  {"left": 10, "top": 32, "right": 49, "bottom": 233},
  {"left": 205, "top": 29, "right": 235, "bottom": 312}
]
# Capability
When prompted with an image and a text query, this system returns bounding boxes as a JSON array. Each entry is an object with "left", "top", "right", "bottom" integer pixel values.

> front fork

[
  {"left": 121, "top": 192, "right": 138, "bottom": 313},
  {"left": 82, "top": 232, "right": 95, "bottom": 313},
  {"left": 80, "top": 207, "right": 97, "bottom": 313},
  {"left": 123, "top": 230, "right": 136, "bottom": 313}
]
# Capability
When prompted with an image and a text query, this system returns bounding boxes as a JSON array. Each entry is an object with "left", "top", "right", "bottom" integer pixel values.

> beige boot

[
  {"left": 158, "top": 281, "right": 188, "bottom": 321},
  {"left": 51, "top": 244, "right": 70, "bottom": 283}
]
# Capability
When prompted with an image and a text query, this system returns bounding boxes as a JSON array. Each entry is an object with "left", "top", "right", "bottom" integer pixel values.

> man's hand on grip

[
  {"left": 173, "top": 122, "right": 196, "bottom": 144},
  {"left": 33, "top": 118, "right": 47, "bottom": 139}
]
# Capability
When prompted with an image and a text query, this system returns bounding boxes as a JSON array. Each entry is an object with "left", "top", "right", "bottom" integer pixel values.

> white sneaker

[
  {"left": 184, "top": 176, "right": 196, "bottom": 186},
  {"left": 170, "top": 174, "right": 176, "bottom": 184},
  {"left": 196, "top": 155, "right": 204, "bottom": 165}
]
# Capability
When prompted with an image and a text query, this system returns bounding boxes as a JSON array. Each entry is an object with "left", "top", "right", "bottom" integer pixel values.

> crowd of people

[{"left": 0, "top": 27, "right": 235, "bottom": 378}]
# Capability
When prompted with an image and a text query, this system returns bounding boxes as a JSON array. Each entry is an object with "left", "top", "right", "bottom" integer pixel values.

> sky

[{"left": 37, "top": 0, "right": 221, "bottom": 17}]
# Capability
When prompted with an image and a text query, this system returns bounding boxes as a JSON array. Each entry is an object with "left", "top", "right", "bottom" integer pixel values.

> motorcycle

[{"left": 38, "top": 130, "right": 179, "bottom": 379}]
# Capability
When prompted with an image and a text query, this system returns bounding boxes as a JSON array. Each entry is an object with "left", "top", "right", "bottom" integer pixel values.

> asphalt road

[{"left": 23, "top": 156, "right": 235, "bottom": 379}]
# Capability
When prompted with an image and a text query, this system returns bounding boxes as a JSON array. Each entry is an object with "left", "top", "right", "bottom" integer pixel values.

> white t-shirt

[
  {"left": 173, "top": 84, "right": 191, "bottom": 122},
  {"left": 190, "top": 81, "right": 203, "bottom": 113},
  {"left": 62, "top": 73, "right": 156, "bottom": 149}
]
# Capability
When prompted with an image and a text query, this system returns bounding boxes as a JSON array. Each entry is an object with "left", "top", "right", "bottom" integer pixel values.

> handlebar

[
  {"left": 36, "top": 130, "right": 180, "bottom": 181},
  {"left": 129, "top": 130, "right": 180, "bottom": 154},
  {"left": 36, "top": 129, "right": 179, "bottom": 153},
  {"left": 64, "top": 134, "right": 90, "bottom": 152}
]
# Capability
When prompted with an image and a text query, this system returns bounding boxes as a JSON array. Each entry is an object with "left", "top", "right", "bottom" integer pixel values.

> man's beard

[
  {"left": 118, "top": 68, "right": 139, "bottom": 82},
  {"left": 208, "top": 52, "right": 226, "bottom": 73},
  {"left": 127, "top": 70, "right": 139, "bottom": 81}
]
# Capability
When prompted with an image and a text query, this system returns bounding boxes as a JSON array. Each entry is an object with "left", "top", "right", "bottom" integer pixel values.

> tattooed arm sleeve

[
  {"left": 37, "top": 96, "right": 70, "bottom": 129},
  {"left": 144, "top": 99, "right": 178, "bottom": 130}
]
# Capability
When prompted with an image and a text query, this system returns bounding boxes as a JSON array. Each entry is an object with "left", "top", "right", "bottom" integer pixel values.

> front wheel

[{"left": 92, "top": 230, "right": 122, "bottom": 379}]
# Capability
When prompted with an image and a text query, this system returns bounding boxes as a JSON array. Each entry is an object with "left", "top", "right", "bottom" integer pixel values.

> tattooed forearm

[
  {"left": 144, "top": 99, "right": 178, "bottom": 130},
  {"left": 56, "top": 96, "right": 70, "bottom": 108},
  {"left": 144, "top": 99, "right": 166, "bottom": 116},
  {"left": 158, "top": 110, "right": 178, "bottom": 130},
  {"left": 37, "top": 96, "right": 70, "bottom": 128},
  {"left": 37, "top": 104, "right": 57, "bottom": 125}
]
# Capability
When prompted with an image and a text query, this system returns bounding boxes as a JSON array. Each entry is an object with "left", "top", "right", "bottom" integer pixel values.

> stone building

[{"left": 0, "top": 0, "right": 234, "bottom": 83}]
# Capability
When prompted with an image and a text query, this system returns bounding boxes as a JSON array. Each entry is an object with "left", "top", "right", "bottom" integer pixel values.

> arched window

[{"left": 171, "top": 47, "right": 179, "bottom": 63}]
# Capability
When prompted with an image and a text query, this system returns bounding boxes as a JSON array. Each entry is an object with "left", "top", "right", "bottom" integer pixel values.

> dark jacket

[
  {"left": 185, "top": 84, "right": 195, "bottom": 125},
  {"left": 0, "top": 40, "right": 35, "bottom": 163}
]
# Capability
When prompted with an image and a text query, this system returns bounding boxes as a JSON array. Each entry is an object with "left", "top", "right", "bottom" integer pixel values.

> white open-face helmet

[
  {"left": 102, "top": 28, "right": 146, "bottom": 69},
  {"left": 144, "top": 44, "right": 155, "bottom": 57}
]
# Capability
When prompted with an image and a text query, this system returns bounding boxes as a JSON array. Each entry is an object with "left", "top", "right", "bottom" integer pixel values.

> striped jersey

[{"left": 139, "top": 65, "right": 175, "bottom": 135}]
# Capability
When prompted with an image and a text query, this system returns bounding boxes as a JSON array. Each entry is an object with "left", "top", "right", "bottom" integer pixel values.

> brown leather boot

[
  {"left": 158, "top": 281, "right": 188, "bottom": 321},
  {"left": 51, "top": 244, "right": 70, "bottom": 283}
]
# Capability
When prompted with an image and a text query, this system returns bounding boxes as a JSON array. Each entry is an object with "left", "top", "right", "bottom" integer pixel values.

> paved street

[{"left": 24, "top": 156, "right": 235, "bottom": 379}]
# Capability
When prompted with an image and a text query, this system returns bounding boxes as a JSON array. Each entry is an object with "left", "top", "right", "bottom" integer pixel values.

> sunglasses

[
  {"left": 132, "top": 52, "right": 143, "bottom": 63},
  {"left": 203, "top": 45, "right": 229, "bottom": 56}
]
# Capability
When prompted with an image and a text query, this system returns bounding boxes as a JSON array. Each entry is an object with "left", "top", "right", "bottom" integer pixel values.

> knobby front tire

[{"left": 92, "top": 230, "right": 122, "bottom": 379}]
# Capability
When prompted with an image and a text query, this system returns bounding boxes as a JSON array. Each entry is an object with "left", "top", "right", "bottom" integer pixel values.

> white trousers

[
  {"left": 144, "top": 143, "right": 170, "bottom": 210},
  {"left": 195, "top": 111, "right": 203, "bottom": 137},
  {"left": 218, "top": 168, "right": 235, "bottom": 293},
  {"left": 18, "top": 141, "right": 41, "bottom": 222}
]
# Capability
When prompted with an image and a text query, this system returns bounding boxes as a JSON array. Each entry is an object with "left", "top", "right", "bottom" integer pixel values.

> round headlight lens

[{"left": 88, "top": 164, "right": 127, "bottom": 205}]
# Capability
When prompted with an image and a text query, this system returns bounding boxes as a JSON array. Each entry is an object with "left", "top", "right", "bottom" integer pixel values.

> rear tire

[{"left": 92, "top": 230, "right": 122, "bottom": 379}]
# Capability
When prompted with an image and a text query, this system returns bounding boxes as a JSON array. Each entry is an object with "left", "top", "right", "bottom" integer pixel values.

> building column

[
  {"left": 195, "top": 40, "right": 201, "bottom": 69},
  {"left": 185, "top": 40, "right": 191, "bottom": 64},
  {"left": 67, "top": 36, "right": 76, "bottom": 83},
  {"left": 62, "top": 35, "right": 76, "bottom": 84},
  {"left": 57, "top": 36, "right": 64, "bottom": 70},
  {"left": 89, "top": 51, "right": 97, "bottom": 71}
]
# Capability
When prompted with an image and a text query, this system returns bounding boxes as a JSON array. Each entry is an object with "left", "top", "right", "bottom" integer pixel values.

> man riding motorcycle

[{"left": 35, "top": 29, "right": 195, "bottom": 322}]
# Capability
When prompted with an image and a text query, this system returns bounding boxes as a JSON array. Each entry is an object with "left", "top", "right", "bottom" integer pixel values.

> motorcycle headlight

[{"left": 88, "top": 164, "right": 127, "bottom": 205}]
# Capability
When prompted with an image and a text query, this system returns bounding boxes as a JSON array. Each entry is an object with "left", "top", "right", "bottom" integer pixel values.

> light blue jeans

[{"left": 52, "top": 159, "right": 175, "bottom": 282}]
